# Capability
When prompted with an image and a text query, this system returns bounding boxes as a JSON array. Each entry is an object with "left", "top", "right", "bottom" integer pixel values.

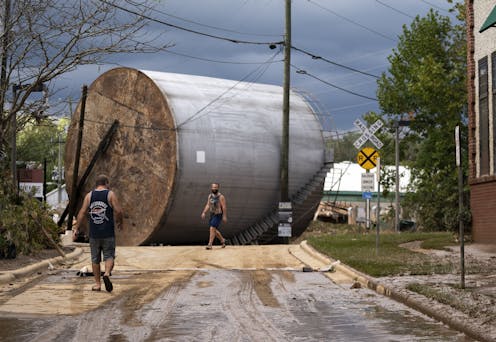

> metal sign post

[
  {"left": 278, "top": 201, "right": 292, "bottom": 240},
  {"left": 376, "top": 157, "right": 381, "bottom": 255},
  {"left": 361, "top": 172, "right": 375, "bottom": 229},
  {"left": 354, "top": 118, "right": 383, "bottom": 232}
]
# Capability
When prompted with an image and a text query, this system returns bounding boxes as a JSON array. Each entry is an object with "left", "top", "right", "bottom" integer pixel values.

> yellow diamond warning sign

[{"left": 357, "top": 147, "right": 379, "bottom": 170}]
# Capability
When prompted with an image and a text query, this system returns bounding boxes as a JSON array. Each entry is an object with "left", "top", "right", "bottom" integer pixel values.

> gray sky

[{"left": 56, "top": 0, "right": 459, "bottom": 133}]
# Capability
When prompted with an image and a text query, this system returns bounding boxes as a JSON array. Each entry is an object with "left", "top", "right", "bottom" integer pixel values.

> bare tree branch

[{"left": 0, "top": 0, "right": 173, "bottom": 161}]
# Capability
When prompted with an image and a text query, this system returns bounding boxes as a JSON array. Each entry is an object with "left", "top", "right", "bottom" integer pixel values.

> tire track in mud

[
  {"left": 32, "top": 271, "right": 195, "bottom": 342},
  {"left": 220, "top": 270, "right": 288, "bottom": 342},
  {"left": 119, "top": 277, "right": 187, "bottom": 341}
]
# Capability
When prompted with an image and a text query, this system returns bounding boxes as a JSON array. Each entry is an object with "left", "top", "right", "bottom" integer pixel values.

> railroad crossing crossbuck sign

[
  {"left": 353, "top": 119, "right": 384, "bottom": 150},
  {"left": 357, "top": 147, "right": 380, "bottom": 170}
]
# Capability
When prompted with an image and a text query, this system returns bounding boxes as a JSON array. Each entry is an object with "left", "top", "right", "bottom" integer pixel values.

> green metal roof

[{"left": 480, "top": 5, "right": 496, "bottom": 33}]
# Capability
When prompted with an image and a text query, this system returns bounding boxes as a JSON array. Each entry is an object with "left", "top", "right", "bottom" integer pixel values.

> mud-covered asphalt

[{"left": 0, "top": 245, "right": 471, "bottom": 341}]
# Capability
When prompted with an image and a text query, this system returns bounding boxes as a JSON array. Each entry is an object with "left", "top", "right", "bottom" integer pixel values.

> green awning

[{"left": 480, "top": 5, "right": 496, "bottom": 33}]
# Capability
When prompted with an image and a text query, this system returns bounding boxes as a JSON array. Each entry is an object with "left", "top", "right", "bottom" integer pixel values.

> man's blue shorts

[
  {"left": 209, "top": 214, "right": 223, "bottom": 229},
  {"left": 90, "top": 237, "right": 115, "bottom": 264}
]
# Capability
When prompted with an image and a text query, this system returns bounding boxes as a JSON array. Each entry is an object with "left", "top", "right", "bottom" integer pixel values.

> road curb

[
  {"left": 0, "top": 247, "right": 84, "bottom": 285},
  {"left": 299, "top": 240, "right": 493, "bottom": 342}
]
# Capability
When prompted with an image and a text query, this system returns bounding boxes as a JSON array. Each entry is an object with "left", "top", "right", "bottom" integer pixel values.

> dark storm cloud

[{"left": 54, "top": 0, "right": 458, "bottom": 131}]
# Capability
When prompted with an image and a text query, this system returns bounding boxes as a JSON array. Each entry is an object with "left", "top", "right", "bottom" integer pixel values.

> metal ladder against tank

[{"left": 228, "top": 163, "right": 331, "bottom": 246}]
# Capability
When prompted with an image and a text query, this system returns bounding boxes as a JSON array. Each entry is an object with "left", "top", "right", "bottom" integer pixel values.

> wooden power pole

[{"left": 281, "top": 0, "right": 291, "bottom": 202}]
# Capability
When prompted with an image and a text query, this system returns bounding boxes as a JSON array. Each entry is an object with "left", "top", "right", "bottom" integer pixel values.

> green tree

[
  {"left": 376, "top": 6, "right": 468, "bottom": 230},
  {"left": 326, "top": 131, "right": 361, "bottom": 162},
  {"left": 16, "top": 117, "right": 69, "bottom": 192}
]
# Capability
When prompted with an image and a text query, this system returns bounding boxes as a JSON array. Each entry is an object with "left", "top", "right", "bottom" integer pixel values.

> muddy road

[{"left": 0, "top": 245, "right": 470, "bottom": 341}]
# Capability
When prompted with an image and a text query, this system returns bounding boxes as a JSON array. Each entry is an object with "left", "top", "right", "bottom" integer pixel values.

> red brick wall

[{"left": 471, "top": 181, "right": 496, "bottom": 242}]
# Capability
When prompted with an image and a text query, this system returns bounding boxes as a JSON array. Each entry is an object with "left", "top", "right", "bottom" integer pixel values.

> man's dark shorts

[
  {"left": 209, "top": 214, "right": 223, "bottom": 229},
  {"left": 90, "top": 237, "right": 115, "bottom": 264}
]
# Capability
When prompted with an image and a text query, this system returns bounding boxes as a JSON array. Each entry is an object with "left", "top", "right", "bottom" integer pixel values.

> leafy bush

[{"left": 0, "top": 173, "right": 60, "bottom": 257}]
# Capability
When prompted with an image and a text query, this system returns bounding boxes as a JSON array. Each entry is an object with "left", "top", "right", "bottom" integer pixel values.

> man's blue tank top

[{"left": 88, "top": 189, "right": 115, "bottom": 239}]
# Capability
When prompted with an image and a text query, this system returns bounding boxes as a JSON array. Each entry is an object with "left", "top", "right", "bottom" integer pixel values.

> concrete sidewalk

[{"left": 0, "top": 247, "right": 84, "bottom": 285}]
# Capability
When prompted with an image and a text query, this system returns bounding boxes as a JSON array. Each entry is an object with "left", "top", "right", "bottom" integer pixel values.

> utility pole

[
  {"left": 280, "top": 0, "right": 291, "bottom": 202},
  {"left": 277, "top": 0, "right": 292, "bottom": 243}
]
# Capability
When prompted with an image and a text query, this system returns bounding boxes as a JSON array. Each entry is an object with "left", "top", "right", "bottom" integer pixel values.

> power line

[
  {"left": 420, "top": 0, "right": 450, "bottom": 13},
  {"left": 330, "top": 101, "right": 378, "bottom": 113},
  {"left": 176, "top": 50, "right": 282, "bottom": 128},
  {"left": 81, "top": 52, "right": 282, "bottom": 131},
  {"left": 163, "top": 48, "right": 284, "bottom": 65},
  {"left": 126, "top": 0, "right": 282, "bottom": 38},
  {"left": 291, "top": 64, "right": 378, "bottom": 101},
  {"left": 306, "top": 0, "right": 396, "bottom": 42},
  {"left": 291, "top": 45, "right": 380, "bottom": 79},
  {"left": 375, "top": 0, "right": 415, "bottom": 19},
  {"left": 100, "top": 0, "right": 283, "bottom": 46}
]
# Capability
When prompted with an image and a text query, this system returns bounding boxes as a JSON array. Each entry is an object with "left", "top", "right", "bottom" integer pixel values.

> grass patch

[
  {"left": 407, "top": 283, "right": 455, "bottom": 306},
  {"left": 306, "top": 228, "right": 457, "bottom": 277},
  {"left": 406, "top": 283, "right": 494, "bottom": 320}
]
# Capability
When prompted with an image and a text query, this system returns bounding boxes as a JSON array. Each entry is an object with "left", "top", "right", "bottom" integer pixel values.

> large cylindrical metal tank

[{"left": 65, "top": 67, "right": 324, "bottom": 245}]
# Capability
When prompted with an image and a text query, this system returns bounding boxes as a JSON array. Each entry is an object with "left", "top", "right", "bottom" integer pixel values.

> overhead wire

[
  {"left": 108, "top": 0, "right": 388, "bottom": 78},
  {"left": 176, "top": 49, "right": 282, "bottom": 128},
  {"left": 104, "top": 0, "right": 386, "bottom": 87},
  {"left": 305, "top": 0, "right": 396, "bottom": 41},
  {"left": 125, "top": 0, "right": 282, "bottom": 38},
  {"left": 100, "top": 0, "right": 396, "bottom": 131},
  {"left": 374, "top": 0, "right": 415, "bottom": 19},
  {"left": 100, "top": 0, "right": 284, "bottom": 46},
  {"left": 162, "top": 48, "right": 284, "bottom": 65},
  {"left": 291, "top": 64, "right": 378, "bottom": 101},
  {"left": 420, "top": 0, "right": 450, "bottom": 13},
  {"left": 71, "top": 51, "right": 281, "bottom": 132},
  {"left": 291, "top": 46, "right": 380, "bottom": 79}
]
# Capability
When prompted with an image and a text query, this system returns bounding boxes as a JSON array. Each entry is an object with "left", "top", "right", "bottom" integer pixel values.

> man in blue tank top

[
  {"left": 75, "top": 174, "right": 123, "bottom": 292},
  {"left": 201, "top": 183, "right": 227, "bottom": 249}
]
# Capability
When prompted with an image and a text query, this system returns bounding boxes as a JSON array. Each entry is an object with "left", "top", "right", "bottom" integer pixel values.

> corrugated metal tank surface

[{"left": 65, "top": 67, "right": 324, "bottom": 245}]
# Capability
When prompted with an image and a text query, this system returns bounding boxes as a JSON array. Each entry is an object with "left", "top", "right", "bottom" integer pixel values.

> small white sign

[
  {"left": 455, "top": 126, "right": 460, "bottom": 167},
  {"left": 278, "top": 223, "right": 292, "bottom": 237},
  {"left": 196, "top": 151, "right": 205, "bottom": 163},
  {"left": 19, "top": 182, "right": 43, "bottom": 197},
  {"left": 278, "top": 202, "right": 292, "bottom": 210},
  {"left": 361, "top": 173, "right": 375, "bottom": 192}
]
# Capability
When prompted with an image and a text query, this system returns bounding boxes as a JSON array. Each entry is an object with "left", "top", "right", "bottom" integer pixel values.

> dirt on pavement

[{"left": 1, "top": 237, "right": 495, "bottom": 340}]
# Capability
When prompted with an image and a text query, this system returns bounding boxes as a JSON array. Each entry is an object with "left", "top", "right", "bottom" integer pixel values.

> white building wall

[
  {"left": 45, "top": 184, "right": 68, "bottom": 209},
  {"left": 324, "top": 161, "right": 411, "bottom": 193},
  {"left": 474, "top": 1, "right": 496, "bottom": 176}
]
